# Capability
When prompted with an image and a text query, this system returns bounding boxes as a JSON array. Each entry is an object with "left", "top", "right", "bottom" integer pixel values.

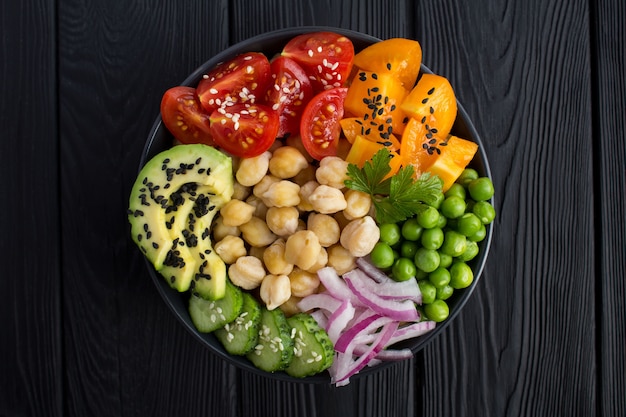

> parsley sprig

[{"left": 344, "top": 149, "right": 443, "bottom": 224}]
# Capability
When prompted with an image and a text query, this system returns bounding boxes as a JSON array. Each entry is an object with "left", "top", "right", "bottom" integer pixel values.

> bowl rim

[{"left": 138, "top": 25, "right": 493, "bottom": 384}]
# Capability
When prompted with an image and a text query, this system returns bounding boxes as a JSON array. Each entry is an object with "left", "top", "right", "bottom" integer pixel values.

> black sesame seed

[
  {"left": 430, "top": 106, "right": 435, "bottom": 114},
  {"left": 371, "top": 73, "right": 378, "bottom": 80},
  {"left": 137, "top": 234, "right": 143, "bottom": 242},
  {"left": 421, "top": 116, "right": 426, "bottom": 124},
  {"left": 386, "top": 63, "right": 392, "bottom": 70},
  {"left": 421, "top": 98, "right": 429, "bottom": 104},
  {"left": 152, "top": 242, "right": 159, "bottom": 249},
  {"left": 427, "top": 87, "right": 435, "bottom": 95},
  {"left": 170, "top": 276, "right": 175, "bottom": 284},
  {"left": 403, "top": 117, "right": 409, "bottom": 123},
  {"left": 372, "top": 87, "right": 380, "bottom": 93}
]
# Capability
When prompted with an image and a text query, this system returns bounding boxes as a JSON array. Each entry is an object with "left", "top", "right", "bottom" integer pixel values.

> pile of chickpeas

[{"left": 212, "top": 136, "right": 380, "bottom": 315}]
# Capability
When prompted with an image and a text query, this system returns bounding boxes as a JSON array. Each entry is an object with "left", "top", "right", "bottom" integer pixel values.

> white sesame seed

[
  {"left": 246, "top": 65, "right": 254, "bottom": 74},
  {"left": 272, "top": 103, "right": 280, "bottom": 111},
  {"left": 331, "top": 61, "right": 339, "bottom": 70},
  {"left": 209, "top": 88, "right": 218, "bottom": 94},
  {"left": 307, "top": 49, "right": 314, "bottom": 57},
  {"left": 317, "top": 65, "right": 323, "bottom": 74},
  {"left": 234, "top": 122, "right": 239, "bottom": 130},
  {"left": 317, "top": 46, "right": 323, "bottom": 53},
  {"left": 244, "top": 55, "right": 253, "bottom": 60},
  {"left": 202, "top": 74, "right": 209, "bottom": 79}
]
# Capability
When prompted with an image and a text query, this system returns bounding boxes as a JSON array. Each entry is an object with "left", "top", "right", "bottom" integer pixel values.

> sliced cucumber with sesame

[
  {"left": 188, "top": 279, "right": 243, "bottom": 333},
  {"left": 214, "top": 292, "right": 261, "bottom": 355},
  {"left": 246, "top": 307, "right": 294, "bottom": 372},
  {"left": 285, "top": 313, "right": 335, "bottom": 378}
]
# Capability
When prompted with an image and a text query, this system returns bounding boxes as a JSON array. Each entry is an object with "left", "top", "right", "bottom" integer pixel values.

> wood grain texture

[
  {"left": 591, "top": 0, "right": 626, "bottom": 415},
  {"left": 57, "top": 1, "right": 234, "bottom": 416},
  {"left": 416, "top": 0, "right": 597, "bottom": 416},
  {"left": 0, "top": 1, "right": 64, "bottom": 416}
]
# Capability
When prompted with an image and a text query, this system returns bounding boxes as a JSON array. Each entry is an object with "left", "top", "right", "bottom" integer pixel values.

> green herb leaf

[{"left": 344, "top": 148, "right": 443, "bottom": 224}]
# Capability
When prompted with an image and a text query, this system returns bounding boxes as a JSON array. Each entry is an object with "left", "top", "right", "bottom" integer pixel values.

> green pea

[
  {"left": 400, "top": 240, "right": 420, "bottom": 259},
  {"left": 473, "top": 201, "right": 496, "bottom": 224},
  {"left": 391, "top": 257, "right": 417, "bottom": 282},
  {"left": 416, "top": 206, "right": 440, "bottom": 229},
  {"left": 421, "top": 227, "right": 444, "bottom": 250},
  {"left": 379, "top": 223, "right": 401, "bottom": 246},
  {"left": 440, "top": 230, "right": 467, "bottom": 257},
  {"left": 468, "top": 177, "right": 494, "bottom": 201},
  {"left": 430, "top": 191, "right": 445, "bottom": 209},
  {"left": 428, "top": 266, "right": 451, "bottom": 288},
  {"left": 456, "top": 212, "right": 483, "bottom": 236},
  {"left": 457, "top": 240, "right": 479, "bottom": 262},
  {"left": 449, "top": 261, "right": 474, "bottom": 289},
  {"left": 436, "top": 213, "right": 448, "bottom": 229},
  {"left": 457, "top": 168, "right": 479, "bottom": 187},
  {"left": 414, "top": 247, "right": 440, "bottom": 273},
  {"left": 370, "top": 242, "right": 395, "bottom": 269},
  {"left": 438, "top": 252, "right": 453, "bottom": 269},
  {"left": 440, "top": 195, "right": 466, "bottom": 219},
  {"left": 424, "top": 299, "right": 449, "bottom": 322},
  {"left": 445, "top": 183, "right": 466, "bottom": 200},
  {"left": 468, "top": 224, "right": 487, "bottom": 242},
  {"left": 436, "top": 285, "right": 454, "bottom": 301},
  {"left": 401, "top": 218, "right": 423, "bottom": 241},
  {"left": 418, "top": 280, "right": 437, "bottom": 305}
]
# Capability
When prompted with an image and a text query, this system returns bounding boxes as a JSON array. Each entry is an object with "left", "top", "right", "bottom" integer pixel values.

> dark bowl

[{"left": 139, "top": 26, "right": 493, "bottom": 384}]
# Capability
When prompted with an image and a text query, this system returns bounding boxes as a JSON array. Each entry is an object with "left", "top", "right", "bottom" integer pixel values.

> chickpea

[
  {"left": 236, "top": 151, "right": 271, "bottom": 186},
  {"left": 231, "top": 181, "right": 251, "bottom": 201},
  {"left": 261, "top": 180, "right": 301, "bottom": 207},
  {"left": 308, "top": 184, "right": 347, "bottom": 214},
  {"left": 214, "top": 235, "right": 247, "bottom": 264},
  {"left": 260, "top": 274, "right": 291, "bottom": 310},
  {"left": 245, "top": 194, "right": 269, "bottom": 219},
  {"left": 263, "top": 238, "right": 294, "bottom": 276},
  {"left": 252, "top": 174, "right": 280, "bottom": 202},
  {"left": 212, "top": 216, "right": 240, "bottom": 241},
  {"left": 327, "top": 244, "right": 357, "bottom": 275},
  {"left": 285, "top": 134, "right": 314, "bottom": 163},
  {"left": 239, "top": 216, "right": 277, "bottom": 247},
  {"left": 307, "top": 213, "right": 340, "bottom": 247},
  {"left": 340, "top": 215, "right": 380, "bottom": 257},
  {"left": 304, "top": 246, "right": 328, "bottom": 274},
  {"left": 284, "top": 230, "right": 322, "bottom": 270},
  {"left": 289, "top": 268, "right": 320, "bottom": 298},
  {"left": 265, "top": 206, "right": 300, "bottom": 237},
  {"left": 228, "top": 256, "right": 266, "bottom": 290},
  {"left": 343, "top": 189, "right": 372, "bottom": 220},
  {"left": 248, "top": 245, "right": 267, "bottom": 262},
  {"left": 316, "top": 156, "right": 349, "bottom": 189},
  {"left": 268, "top": 146, "right": 309, "bottom": 179},
  {"left": 292, "top": 164, "right": 317, "bottom": 186},
  {"left": 219, "top": 199, "right": 255, "bottom": 227},
  {"left": 297, "top": 180, "right": 319, "bottom": 212},
  {"left": 279, "top": 295, "right": 303, "bottom": 317}
]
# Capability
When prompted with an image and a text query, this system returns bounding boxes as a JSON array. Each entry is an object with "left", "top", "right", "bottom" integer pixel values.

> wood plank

[
  {"left": 415, "top": 0, "right": 597, "bottom": 415},
  {"left": 0, "top": 1, "right": 64, "bottom": 416},
  {"left": 591, "top": 0, "right": 626, "bottom": 415},
  {"left": 57, "top": 0, "right": 234, "bottom": 415}
]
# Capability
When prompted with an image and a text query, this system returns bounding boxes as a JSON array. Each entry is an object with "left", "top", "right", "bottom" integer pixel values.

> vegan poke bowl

[{"left": 128, "top": 27, "right": 494, "bottom": 386}]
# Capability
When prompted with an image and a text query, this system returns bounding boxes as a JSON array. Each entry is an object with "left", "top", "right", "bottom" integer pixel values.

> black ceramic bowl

[{"left": 139, "top": 26, "right": 493, "bottom": 383}]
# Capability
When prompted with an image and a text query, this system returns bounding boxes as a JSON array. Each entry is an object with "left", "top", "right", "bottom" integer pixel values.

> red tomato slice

[
  {"left": 209, "top": 103, "right": 279, "bottom": 158},
  {"left": 197, "top": 52, "right": 272, "bottom": 114},
  {"left": 300, "top": 87, "right": 348, "bottom": 160},
  {"left": 282, "top": 32, "right": 354, "bottom": 93},
  {"left": 264, "top": 56, "right": 314, "bottom": 138},
  {"left": 160, "top": 86, "right": 214, "bottom": 145}
]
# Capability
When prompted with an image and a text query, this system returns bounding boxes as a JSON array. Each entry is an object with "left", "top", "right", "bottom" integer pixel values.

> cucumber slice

[
  {"left": 246, "top": 307, "right": 294, "bottom": 372},
  {"left": 188, "top": 279, "right": 243, "bottom": 333},
  {"left": 214, "top": 292, "right": 261, "bottom": 355},
  {"left": 286, "top": 313, "right": 335, "bottom": 378}
]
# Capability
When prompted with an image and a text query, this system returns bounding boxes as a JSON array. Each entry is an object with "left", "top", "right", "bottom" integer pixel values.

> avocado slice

[{"left": 128, "top": 144, "right": 233, "bottom": 297}]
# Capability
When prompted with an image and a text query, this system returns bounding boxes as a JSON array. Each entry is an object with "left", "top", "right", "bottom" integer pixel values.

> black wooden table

[{"left": 2, "top": 1, "right": 624, "bottom": 416}]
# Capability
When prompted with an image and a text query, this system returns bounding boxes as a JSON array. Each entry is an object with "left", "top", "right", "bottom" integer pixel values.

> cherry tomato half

[
  {"left": 209, "top": 103, "right": 279, "bottom": 158},
  {"left": 300, "top": 87, "right": 348, "bottom": 160},
  {"left": 160, "top": 86, "right": 214, "bottom": 145},
  {"left": 196, "top": 52, "right": 272, "bottom": 114},
  {"left": 282, "top": 32, "right": 354, "bottom": 93},
  {"left": 264, "top": 56, "right": 314, "bottom": 138}
]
